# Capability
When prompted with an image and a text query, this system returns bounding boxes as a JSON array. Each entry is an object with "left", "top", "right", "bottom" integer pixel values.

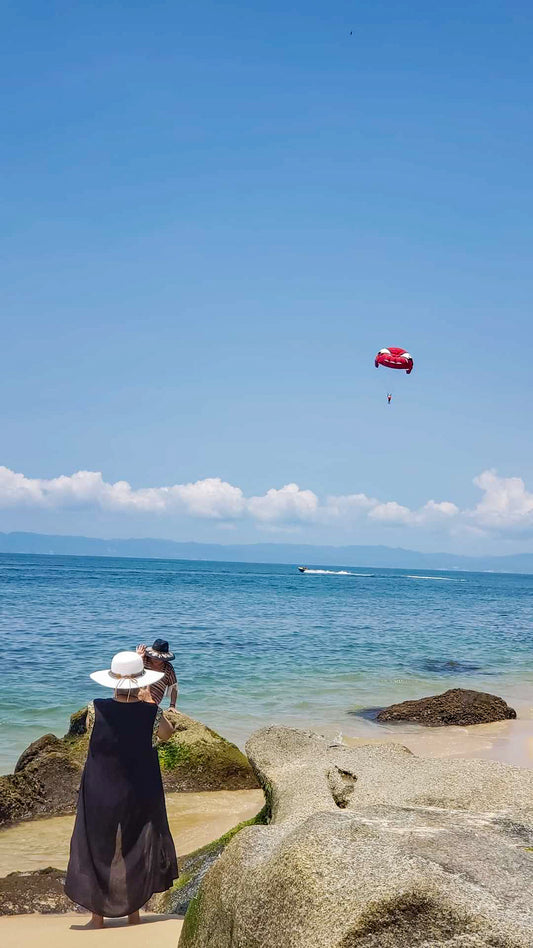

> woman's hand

[
  {"left": 157, "top": 714, "right": 174, "bottom": 742},
  {"left": 136, "top": 644, "right": 147, "bottom": 656}
]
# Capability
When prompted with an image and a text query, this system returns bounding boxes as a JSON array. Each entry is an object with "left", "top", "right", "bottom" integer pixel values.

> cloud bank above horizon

[{"left": 1, "top": 466, "right": 532, "bottom": 539}]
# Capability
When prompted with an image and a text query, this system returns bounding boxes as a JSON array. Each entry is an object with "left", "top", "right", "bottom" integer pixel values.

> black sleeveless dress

[{"left": 65, "top": 698, "right": 178, "bottom": 917}]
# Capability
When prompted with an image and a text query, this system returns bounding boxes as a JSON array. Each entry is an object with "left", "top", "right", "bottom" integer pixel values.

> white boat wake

[
  {"left": 300, "top": 569, "right": 374, "bottom": 576},
  {"left": 406, "top": 575, "right": 465, "bottom": 582}
]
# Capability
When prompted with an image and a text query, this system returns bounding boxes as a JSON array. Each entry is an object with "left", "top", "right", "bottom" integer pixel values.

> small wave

[{"left": 301, "top": 569, "right": 374, "bottom": 577}]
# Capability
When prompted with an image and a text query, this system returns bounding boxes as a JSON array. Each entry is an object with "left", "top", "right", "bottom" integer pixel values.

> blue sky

[{"left": 1, "top": 1, "right": 533, "bottom": 552}]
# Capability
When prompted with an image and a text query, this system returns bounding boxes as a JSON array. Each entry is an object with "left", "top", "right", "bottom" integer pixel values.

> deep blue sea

[{"left": 1, "top": 553, "right": 533, "bottom": 772}]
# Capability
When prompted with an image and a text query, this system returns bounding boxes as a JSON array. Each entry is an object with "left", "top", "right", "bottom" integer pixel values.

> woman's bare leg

[
  {"left": 128, "top": 911, "right": 141, "bottom": 925},
  {"left": 86, "top": 914, "right": 104, "bottom": 929}
]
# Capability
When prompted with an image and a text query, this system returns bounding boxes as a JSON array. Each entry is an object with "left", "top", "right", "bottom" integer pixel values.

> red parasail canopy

[{"left": 375, "top": 347, "right": 413, "bottom": 374}]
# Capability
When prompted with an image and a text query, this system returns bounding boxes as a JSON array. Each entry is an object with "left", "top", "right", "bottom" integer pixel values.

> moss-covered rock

[
  {"left": 0, "top": 770, "right": 44, "bottom": 826},
  {"left": 0, "top": 715, "right": 86, "bottom": 826},
  {"left": 13, "top": 734, "right": 62, "bottom": 773},
  {"left": 158, "top": 710, "right": 258, "bottom": 793},
  {"left": 0, "top": 706, "right": 258, "bottom": 827},
  {"left": 67, "top": 706, "right": 89, "bottom": 738}
]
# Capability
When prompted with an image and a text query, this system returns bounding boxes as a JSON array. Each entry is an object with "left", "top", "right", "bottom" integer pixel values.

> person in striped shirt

[{"left": 136, "top": 639, "right": 178, "bottom": 708}]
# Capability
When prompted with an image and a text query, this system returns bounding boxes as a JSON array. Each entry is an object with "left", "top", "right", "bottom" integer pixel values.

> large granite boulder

[
  {"left": 179, "top": 726, "right": 533, "bottom": 948},
  {"left": 376, "top": 688, "right": 517, "bottom": 726},
  {"left": 0, "top": 707, "right": 257, "bottom": 826}
]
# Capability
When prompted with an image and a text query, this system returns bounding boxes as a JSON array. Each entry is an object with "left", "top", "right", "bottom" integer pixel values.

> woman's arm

[
  {"left": 166, "top": 665, "right": 178, "bottom": 709},
  {"left": 157, "top": 713, "right": 174, "bottom": 742}
]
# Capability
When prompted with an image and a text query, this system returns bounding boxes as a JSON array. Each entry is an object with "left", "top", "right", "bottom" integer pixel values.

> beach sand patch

[{"left": 0, "top": 913, "right": 183, "bottom": 947}]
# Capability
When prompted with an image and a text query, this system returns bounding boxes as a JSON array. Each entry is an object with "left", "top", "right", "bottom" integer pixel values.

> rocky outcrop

[
  {"left": 376, "top": 688, "right": 517, "bottom": 726},
  {"left": 179, "top": 726, "right": 533, "bottom": 948},
  {"left": 0, "top": 729, "right": 88, "bottom": 826},
  {"left": 0, "top": 707, "right": 257, "bottom": 827},
  {"left": 0, "top": 867, "right": 83, "bottom": 915}
]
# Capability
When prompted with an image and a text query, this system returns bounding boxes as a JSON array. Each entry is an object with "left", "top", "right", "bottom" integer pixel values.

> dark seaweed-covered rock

[
  {"left": 0, "top": 706, "right": 257, "bottom": 827},
  {"left": 0, "top": 770, "right": 44, "bottom": 826},
  {"left": 67, "top": 706, "right": 90, "bottom": 737},
  {"left": 376, "top": 688, "right": 517, "bottom": 727},
  {"left": 0, "top": 867, "right": 83, "bottom": 915},
  {"left": 0, "top": 724, "right": 85, "bottom": 827},
  {"left": 0, "top": 708, "right": 94, "bottom": 826}
]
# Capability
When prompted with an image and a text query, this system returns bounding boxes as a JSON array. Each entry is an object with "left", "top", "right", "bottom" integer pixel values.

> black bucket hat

[{"left": 145, "top": 638, "right": 175, "bottom": 662}]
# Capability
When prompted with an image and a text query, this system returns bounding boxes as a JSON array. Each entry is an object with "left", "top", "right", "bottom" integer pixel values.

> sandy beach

[
  {"left": 0, "top": 912, "right": 184, "bottom": 947},
  {"left": 342, "top": 708, "right": 533, "bottom": 770}
]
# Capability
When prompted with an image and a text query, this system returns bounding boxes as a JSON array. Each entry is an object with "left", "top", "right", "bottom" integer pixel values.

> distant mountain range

[{"left": 1, "top": 531, "right": 533, "bottom": 573}]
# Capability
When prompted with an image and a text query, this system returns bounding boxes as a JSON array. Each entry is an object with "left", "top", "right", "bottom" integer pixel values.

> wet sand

[
  {"left": 342, "top": 705, "right": 533, "bottom": 769},
  {"left": 0, "top": 913, "right": 183, "bottom": 947},
  {"left": 0, "top": 788, "right": 264, "bottom": 877}
]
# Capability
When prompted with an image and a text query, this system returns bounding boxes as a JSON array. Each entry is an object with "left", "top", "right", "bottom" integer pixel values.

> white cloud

[
  {"left": 170, "top": 478, "right": 246, "bottom": 520},
  {"left": 368, "top": 501, "right": 413, "bottom": 525},
  {"left": 0, "top": 467, "right": 244, "bottom": 519},
  {"left": 420, "top": 500, "right": 459, "bottom": 520},
  {"left": 247, "top": 484, "right": 319, "bottom": 523},
  {"left": 322, "top": 492, "right": 377, "bottom": 519},
  {"left": 469, "top": 470, "right": 533, "bottom": 533},
  {"left": 0, "top": 465, "right": 531, "bottom": 537}
]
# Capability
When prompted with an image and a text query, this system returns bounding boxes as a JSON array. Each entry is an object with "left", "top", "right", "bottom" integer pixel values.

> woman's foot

[{"left": 128, "top": 911, "right": 141, "bottom": 925}]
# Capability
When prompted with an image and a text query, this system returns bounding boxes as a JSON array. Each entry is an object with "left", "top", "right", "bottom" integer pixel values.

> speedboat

[{"left": 298, "top": 566, "right": 307, "bottom": 573}]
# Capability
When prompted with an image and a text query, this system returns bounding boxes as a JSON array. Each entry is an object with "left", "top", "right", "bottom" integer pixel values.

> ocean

[{"left": 1, "top": 553, "right": 533, "bottom": 773}]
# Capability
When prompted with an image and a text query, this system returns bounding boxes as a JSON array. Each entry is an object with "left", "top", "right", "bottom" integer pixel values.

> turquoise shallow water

[{"left": 1, "top": 553, "right": 533, "bottom": 772}]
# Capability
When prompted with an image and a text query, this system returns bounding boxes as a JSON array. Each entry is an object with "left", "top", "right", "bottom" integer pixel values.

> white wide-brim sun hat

[{"left": 90, "top": 650, "right": 165, "bottom": 689}]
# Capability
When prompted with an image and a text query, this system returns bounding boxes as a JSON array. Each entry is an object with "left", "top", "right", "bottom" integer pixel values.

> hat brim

[
  {"left": 90, "top": 668, "right": 164, "bottom": 689},
  {"left": 145, "top": 648, "right": 175, "bottom": 662}
]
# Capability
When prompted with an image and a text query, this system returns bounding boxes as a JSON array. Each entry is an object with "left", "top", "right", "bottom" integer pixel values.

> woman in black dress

[{"left": 65, "top": 651, "right": 178, "bottom": 927}]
